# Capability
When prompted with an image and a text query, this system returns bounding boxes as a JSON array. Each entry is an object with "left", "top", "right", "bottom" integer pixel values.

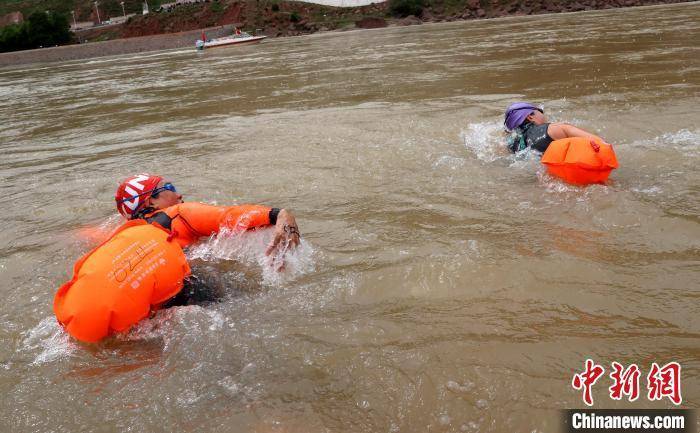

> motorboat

[{"left": 195, "top": 31, "right": 266, "bottom": 50}]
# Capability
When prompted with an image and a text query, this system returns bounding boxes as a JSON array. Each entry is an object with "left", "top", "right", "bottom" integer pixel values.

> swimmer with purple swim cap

[{"left": 504, "top": 102, "right": 603, "bottom": 153}]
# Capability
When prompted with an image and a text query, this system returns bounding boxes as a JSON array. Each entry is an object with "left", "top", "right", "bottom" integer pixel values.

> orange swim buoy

[
  {"left": 541, "top": 137, "right": 619, "bottom": 185},
  {"left": 54, "top": 220, "right": 190, "bottom": 343}
]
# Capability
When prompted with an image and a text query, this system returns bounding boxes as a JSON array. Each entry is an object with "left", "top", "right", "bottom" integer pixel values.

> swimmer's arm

[
  {"left": 175, "top": 202, "right": 274, "bottom": 236},
  {"left": 547, "top": 123, "right": 602, "bottom": 141},
  {"left": 219, "top": 205, "right": 277, "bottom": 231},
  {"left": 176, "top": 202, "right": 301, "bottom": 254},
  {"left": 266, "top": 209, "right": 301, "bottom": 256}
]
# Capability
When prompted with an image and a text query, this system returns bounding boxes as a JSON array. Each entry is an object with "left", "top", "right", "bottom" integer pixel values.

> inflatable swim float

[
  {"left": 541, "top": 137, "right": 619, "bottom": 185},
  {"left": 54, "top": 220, "right": 190, "bottom": 343}
]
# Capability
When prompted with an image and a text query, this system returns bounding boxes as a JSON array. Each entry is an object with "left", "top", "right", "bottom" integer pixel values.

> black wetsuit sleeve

[
  {"left": 162, "top": 275, "right": 221, "bottom": 308},
  {"left": 268, "top": 208, "right": 280, "bottom": 225}
]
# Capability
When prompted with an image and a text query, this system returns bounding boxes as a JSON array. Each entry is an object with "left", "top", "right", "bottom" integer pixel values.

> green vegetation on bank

[
  {"left": 389, "top": 0, "right": 425, "bottom": 17},
  {"left": 0, "top": 11, "right": 72, "bottom": 52}
]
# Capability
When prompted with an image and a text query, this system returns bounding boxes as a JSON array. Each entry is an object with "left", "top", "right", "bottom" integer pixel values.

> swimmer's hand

[{"left": 265, "top": 209, "right": 301, "bottom": 262}]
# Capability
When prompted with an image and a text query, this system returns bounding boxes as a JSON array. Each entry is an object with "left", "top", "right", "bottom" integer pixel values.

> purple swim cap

[{"left": 504, "top": 102, "right": 540, "bottom": 131}]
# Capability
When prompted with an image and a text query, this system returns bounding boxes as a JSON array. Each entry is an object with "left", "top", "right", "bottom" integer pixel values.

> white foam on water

[
  {"left": 461, "top": 121, "right": 543, "bottom": 172},
  {"left": 537, "top": 167, "right": 614, "bottom": 200},
  {"left": 115, "top": 306, "right": 227, "bottom": 349},
  {"left": 660, "top": 129, "right": 700, "bottom": 155},
  {"left": 433, "top": 155, "right": 466, "bottom": 170},
  {"left": 508, "top": 147, "right": 542, "bottom": 169},
  {"left": 536, "top": 168, "right": 580, "bottom": 193},
  {"left": 117, "top": 308, "right": 180, "bottom": 343},
  {"left": 630, "top": 128, "right": 700, "bottom": 153},
  {"left": 630, "top": 185, "right": 663, "bottom": 196},
  {"left": 616, "top": 128, "right": 699, "bottom": 195},
  {"left": 23, "top": 317, "right": 78, "bottom": 365},
  {"left": 461, "top": 121, "right": 508, "bottom": 163},
  {"left": 187, "top": 227, "right": 316, "bottom": 286}
]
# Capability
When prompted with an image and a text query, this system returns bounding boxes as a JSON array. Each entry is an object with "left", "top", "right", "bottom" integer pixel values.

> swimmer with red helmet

[
  {"left": 115, "top": 174, "right": 300, "bottom": 305},
  {"left": 53, "top": 174, "right": 303, "bottom": 341},
  {"left": 115, "top": 173, "right": 300, "bottom": 254}
]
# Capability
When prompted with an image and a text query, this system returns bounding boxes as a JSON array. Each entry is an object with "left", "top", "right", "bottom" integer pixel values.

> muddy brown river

[{"left": 1, "top": 3, "right": 699, "bottom": 432}]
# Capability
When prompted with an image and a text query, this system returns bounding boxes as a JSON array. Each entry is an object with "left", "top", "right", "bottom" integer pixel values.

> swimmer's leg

[{"left": 163, "top": 275, "right": 222, "bottom": 308}]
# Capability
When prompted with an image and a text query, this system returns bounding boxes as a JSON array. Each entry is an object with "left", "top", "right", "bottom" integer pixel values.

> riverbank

[
  {"left": 0, "top": 0, "right": 693, "bottom": 67},
  {"left": 0, "top": 25, "right": 237, "bottom": 67}
]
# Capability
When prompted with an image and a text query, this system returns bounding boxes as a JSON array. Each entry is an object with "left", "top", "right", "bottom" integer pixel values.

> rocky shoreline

[{"left": 0, "top": 0, "right": 693, "bottom": 67}]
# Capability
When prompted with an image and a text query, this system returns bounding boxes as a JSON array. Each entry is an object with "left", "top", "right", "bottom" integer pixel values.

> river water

[{"left": 1, "top": 3, "right": 699, "bottom": 432}]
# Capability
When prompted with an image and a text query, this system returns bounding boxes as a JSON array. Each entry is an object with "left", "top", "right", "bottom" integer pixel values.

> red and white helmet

[{"left": 115, "top": 173, "right": 163, "bottom": 219}]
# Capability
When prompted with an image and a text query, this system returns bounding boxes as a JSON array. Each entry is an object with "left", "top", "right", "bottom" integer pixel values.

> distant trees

[
  {"left": 389, "top": 0, "right": 425, "bottom": 17},
  {"left": 0, "top": 11, "right": 72, "bottom": 52},
  {"left": 100, "top": 0, "right": 127, "bottom": 19}
]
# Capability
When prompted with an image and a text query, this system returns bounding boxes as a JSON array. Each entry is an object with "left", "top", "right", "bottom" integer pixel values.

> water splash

[
  {"left": 117, "top": 306, "right": 226, "bottom": 346},
  {"left": 630, "top": 185, "right": 663, "bottom": 196},
  {"left": 659, "top": 129, "right": 699, "bottom": 155},
  {"left": 461, "top": 121, "right": 508, "bottom": 163},
  {"left": 187, "top": 227, "right": 316, "bottom": 286},
  {"left": 508, "top": 147, "right": 541, "bottom": 170},
  {"left": 22, "top": 317, "right": 78, "bottom": 365},
  {"left": 630, "top": 128, "right": 699, "bottom": 153},
  {"left": 461, "top": 121, "right": 542, "bottom": 170},
  {"left": 536, "top": 167, "right": 614, "bottom": 201},
  {"left": 536, "top": 167, "right": 581, "bottom": 193},
  {"left": 433, "top": 155, "right": 466, "bottom": 170},
  {"left": 116, "top": 308, "right": 180, "bottom": 343}
]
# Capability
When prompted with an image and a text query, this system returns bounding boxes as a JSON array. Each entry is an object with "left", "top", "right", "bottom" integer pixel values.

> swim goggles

[
  {"left": 150, "top": 182, "right": 177, "bottom": 198},
  {"left": 117, "top": 183, "right": 177, "bottom": 203}
]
